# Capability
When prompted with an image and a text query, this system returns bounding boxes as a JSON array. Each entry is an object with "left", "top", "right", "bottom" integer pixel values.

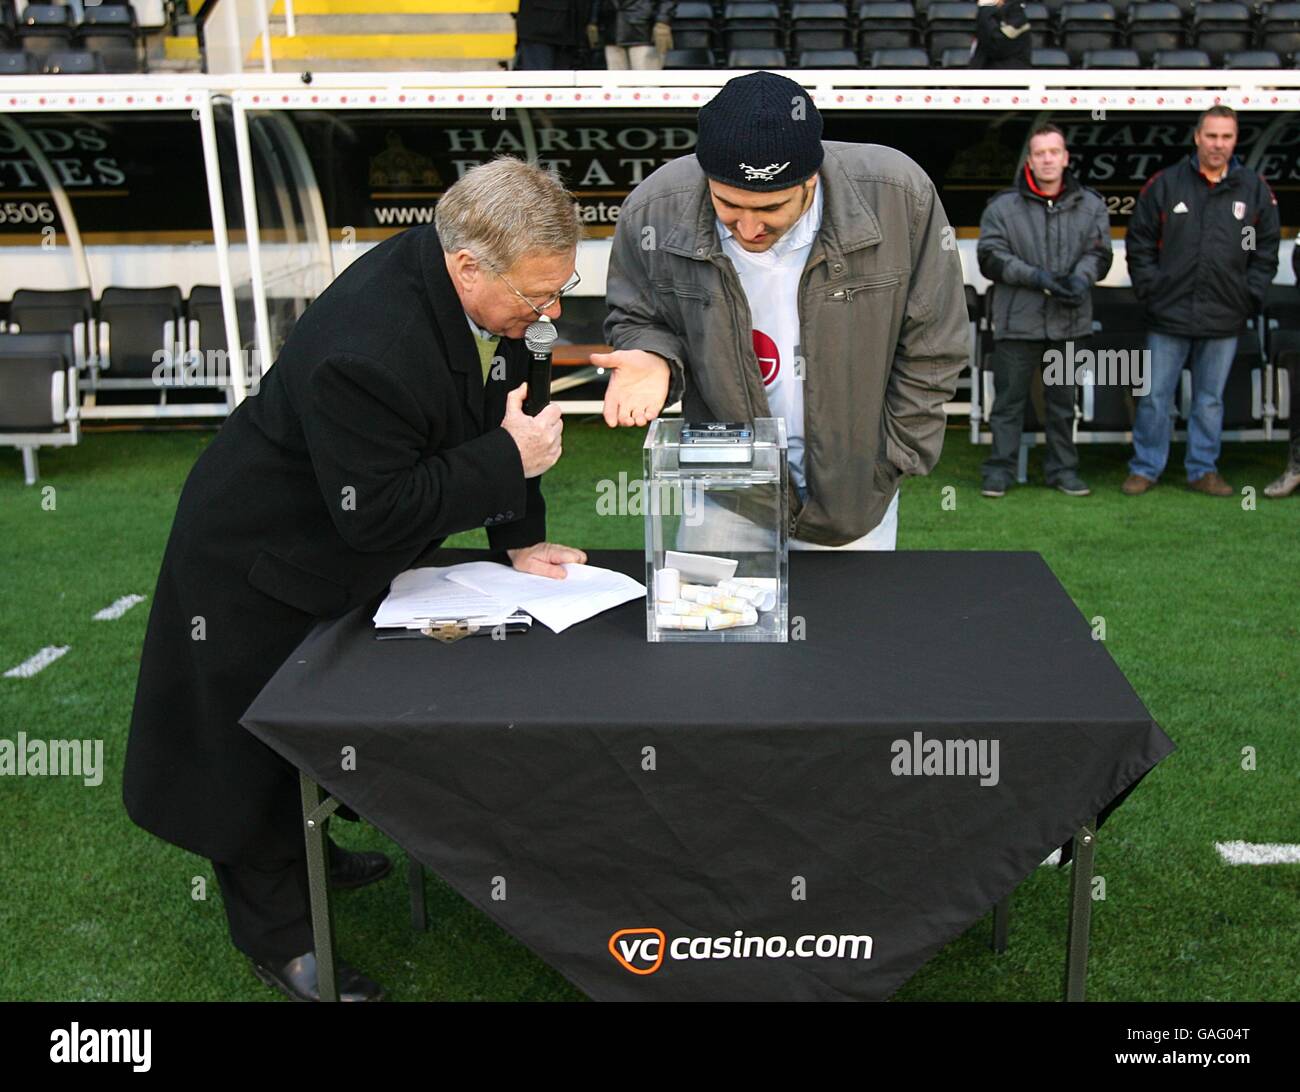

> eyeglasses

[{"left": 494, "top": 268, "right": 582, "bottom": 317}]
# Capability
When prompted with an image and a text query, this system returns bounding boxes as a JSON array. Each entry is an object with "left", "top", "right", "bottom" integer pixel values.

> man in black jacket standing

[
  {"left": 1124, "top": 106, "right": 1280, "bottom": 496},
  {"left": 123, "top": 158, "right": 586, "bottom": 1001},
  {"left": 1263, "top": 238, "right": 1300, "bottom": 498},
  {"left": 970, "top": 0, "right": 1032, "bottom": 69},
  {"left": 976, "top": 123, "right": 1112, "bottom": 497},
  {"left": 515, "top": 0, "right": 589, "bottom": 69}
]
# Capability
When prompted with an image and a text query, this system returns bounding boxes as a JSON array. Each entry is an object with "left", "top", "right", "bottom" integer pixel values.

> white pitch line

[
  {"left": 1216, "top": 842, "right": 1300, "bottom": 866},
  {"left": 93, "top": 594, "right": 146, "bottom": 621},
  {"left": 4, "top": 646, "right": 70, "bottom": 679}
]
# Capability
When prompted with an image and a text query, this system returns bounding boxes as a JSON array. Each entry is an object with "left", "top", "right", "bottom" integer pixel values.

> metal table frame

[{"left": 300, "top": 771, "right": 1098, "bottom": 1003}]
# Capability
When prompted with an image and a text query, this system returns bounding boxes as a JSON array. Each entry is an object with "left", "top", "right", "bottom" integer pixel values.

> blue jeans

[{"left": 1129, "top": 332, "right": 1238, "bottom": 482}]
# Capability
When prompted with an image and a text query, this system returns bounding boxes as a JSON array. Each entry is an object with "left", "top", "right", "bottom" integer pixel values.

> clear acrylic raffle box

[{"left": 643, "top": 417, "right": 789, "bottom": 643}]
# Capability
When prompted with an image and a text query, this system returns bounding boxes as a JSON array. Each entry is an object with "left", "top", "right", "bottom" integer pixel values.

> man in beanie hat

[{"left": 595, "top": 71, "right": 968, "bottom": 547}]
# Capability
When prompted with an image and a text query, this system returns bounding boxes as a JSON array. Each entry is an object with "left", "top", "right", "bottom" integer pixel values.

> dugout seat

[
  {"left": 857, "top": 2, "right": 921, "bottom": 51},
  {"left": 0, "top": 331, "right": 79, "bottom": 485}
]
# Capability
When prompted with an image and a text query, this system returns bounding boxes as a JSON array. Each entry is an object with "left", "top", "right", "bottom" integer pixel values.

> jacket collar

[
  {"left": 1187, "top": 151, "right": 1242, "bottom": 189},
  {"left": 1016, "top": 161, "right": 1079, "bottom": 203},
  {"left": 422, "top": 227, "right": 484, "bottom": 429},
  {"left": 662, "top": 143, "right": 883, "bottom": 260}
]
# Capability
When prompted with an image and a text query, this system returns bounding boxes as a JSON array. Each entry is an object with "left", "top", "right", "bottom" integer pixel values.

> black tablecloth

[{"left": 242, "top": 550, "right": 1174, "bottom": 1001}]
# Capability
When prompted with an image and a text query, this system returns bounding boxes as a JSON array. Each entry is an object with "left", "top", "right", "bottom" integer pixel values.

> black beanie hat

[{"left": 696, "top": 71, "right": 824, "bottom": 192}]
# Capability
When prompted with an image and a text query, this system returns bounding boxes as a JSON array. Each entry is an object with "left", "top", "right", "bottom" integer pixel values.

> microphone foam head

[{"left": 524, "top": 319, "right": 558, "bottom": 354}]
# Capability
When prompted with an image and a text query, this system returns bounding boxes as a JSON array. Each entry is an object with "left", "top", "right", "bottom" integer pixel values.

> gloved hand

[
  {"left": 587, "top": 23, "right": 600, "bottom": 49},
  {"left": 1053, "top": 273, "right": 1090, "bottom": 306},
  {"left": 652, "top": 21, "right": 673, "bottom": 55},
  {"left": 1029, "top": 267, "right": 1057, "bottom": 294}
]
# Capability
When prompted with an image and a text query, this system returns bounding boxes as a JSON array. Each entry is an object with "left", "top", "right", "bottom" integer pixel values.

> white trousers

[{"left": 605, "top": 45, "right": 661, "bottom": 70}]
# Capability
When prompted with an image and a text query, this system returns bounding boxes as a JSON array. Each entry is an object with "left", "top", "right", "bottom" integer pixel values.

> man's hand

[
  {"left": 652, "top": 21, "right": 673, "bottom": 55},
  {"left": 507, "top": 541, "right": 588, "bottom": 579},
  {"left": 586, "top": 22, "right": 600, "bottom": 49},
  {"left": 591, "top": 348, "right": 671, "bottom": 428},
  {"left": 501, "top": 383, "right": 563, "bottom": 478},
  {"left": 1054, "top": 273, "right": 1090, "bottom": 305}
]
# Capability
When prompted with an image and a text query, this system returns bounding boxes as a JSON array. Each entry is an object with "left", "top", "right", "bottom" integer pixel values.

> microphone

[{"left": 523, "top": 318, "right": 557, "bottom": 416}]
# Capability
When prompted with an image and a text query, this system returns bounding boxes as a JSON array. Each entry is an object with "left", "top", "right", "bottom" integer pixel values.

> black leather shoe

[
  {"left": 251, "top": 951, "right": 385, "bottom": 1002},
  {"left": 329, "top": 846, "right": 392, "bottom": 891}
]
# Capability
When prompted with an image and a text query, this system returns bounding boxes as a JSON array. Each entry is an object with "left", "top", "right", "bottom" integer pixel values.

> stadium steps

[{"left": 264, "top": 0, "right": 517, "bottom": 72}]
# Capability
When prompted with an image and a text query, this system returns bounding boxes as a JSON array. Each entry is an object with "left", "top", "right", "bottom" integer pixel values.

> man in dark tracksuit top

[
  {"left": 970, "top": 0, "right": 1033, "bottom": 69},
  {"left": 1123, "top": 105, "right": 1280, "bottom": 496},
  {"left": 976, "top": 123, "right": 1113, "bottom": 496},
  {"left": 1263, "top": 239, "right": 1300, "bottom": 498}
]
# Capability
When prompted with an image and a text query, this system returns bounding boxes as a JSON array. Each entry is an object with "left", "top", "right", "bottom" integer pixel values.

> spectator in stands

[
  {"left": 1264, "top": 235, "right": 1300, "bottom": 498},
  {"left": 596, "top": 71, "right": 968, "bottom": 549},
  {"left": 588, "top": 2, "right": 675, "bottom": 70},
  {"left": 1124, "top": 106, "right": 1280, "bottom": 497},
  {"left": 515, "top": 0, "right": 589, "bottom": 69},
  {"left": 970, "top": 0, "right": 1032, "bottom": 69},
  {"left": 124, "top": 158, "right": 585, "bottom": 1003},
  {"left": 976, "top": 123, "right": 1112, "bottom": 498}
]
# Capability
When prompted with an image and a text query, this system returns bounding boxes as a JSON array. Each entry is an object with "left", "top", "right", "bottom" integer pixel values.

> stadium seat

[
  {"left": 663, "top": 47, "right": 714, "bottom": 67},
  {"left": 790, "top": 2, "right": 851, "bottom": 52},
  {"left": 723, "top": 3, "right": 783, "bottom": 51},
  {"left": 1159, "top": 0, "right": 1197, "bottom": 18},
  {"left": 79, "top": 2, "right": 142, "bottom": 73},
  {"left": 1192, "top": 2, "right": 1253, "bottom": 65},
  {"left": 925, "top": 2, "right": 978, "bottom": 64},
  {"left": 1126, "top": 3, "right": 1187, "bottom": 63},
  {"left": 1058, "top": 3, "right": 1120, "bottom": 63},
  {"left": 0, "top": 331, "right": 79, "bottom": 486},
  {"left": 44, "top": 50, "right": 105, "bottom": 73},
  {"left": 1151, "top": 48, "right": 1212, "bottom": 68},
  {"left": 939, "top": 45, "right": 971, "bottom": 65},
  {"left": 670, "top": 2, "right": 716, "bottom": 51},
  {"left": 0, "top": 48, "right": 36, "bottom": 72},
  {"left": 1225, "top": 50, "right": 1283, "bottom": 68},
  {"left": 1260, "top": 2, "right": 1300, "bottom": 60},
  {"left": 868, "top": 45, "right": 930, "bottom": 66},
  {"left": 857, "top": 2, "right": 920, "bottom": 52},
  {"left": 96, "top": 286, "right": 184, "bottom": 383},
  {"left": 796, "top": 47, "right": 859, "bottom": 66},
  {"left": 17, "top": 3, "right": 74, "bottom": 58},
  {"left": 727, "top": 46, "right": 787, "bottom": 66},
  {"left": 186, "top": 286, "right": 229, "bottom": 357},
  {"left": 6, "top": 289, "right": 94, "bottom": 371},
  {"left": 1082, "top": 47, "right": 1140, "bottom": 67},
  {"left": 1078, "top": 288, "right": 1145, "bottom": 439},
  {"left": 1030, "top": 47, "right": 1071, "bottom": 67}
]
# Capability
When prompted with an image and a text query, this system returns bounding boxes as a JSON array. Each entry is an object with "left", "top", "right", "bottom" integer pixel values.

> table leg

[
  {"left": 991, "top": 894, "right": 1011, "bottom": 953},
  {"left": 408, "top": 855, "right": 427, "bottom": 932},
  {"left": 1064, "top": 817, "right": 1098, "bottom": 1003},
  {"left": 300, "top": 772, "right": 338, "bottom": 1003}
]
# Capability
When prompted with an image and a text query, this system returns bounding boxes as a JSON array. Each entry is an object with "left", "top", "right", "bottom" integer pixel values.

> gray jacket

[
  {"left": 976, "top": 164, "right": 1113, "bottom": 341},
  {"left": 604, "top": 141, "right": 969, "bottom": 546}
]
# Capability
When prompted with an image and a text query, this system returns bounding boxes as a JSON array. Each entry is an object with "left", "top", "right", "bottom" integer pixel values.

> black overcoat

[{"left": 123, "top": 225, "right": 545, "bottom": 864}]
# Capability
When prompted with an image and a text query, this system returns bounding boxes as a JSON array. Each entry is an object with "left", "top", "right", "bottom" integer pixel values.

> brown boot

[
  {"left": 1264, "top": 464, "right": 1300, "bottom": 499},
  {"left": 1121, "top": 473, "right": 1156, "bottom": 495},
  {"left": 1187, "top": 471, "right": 1234, "bottom": 497}
]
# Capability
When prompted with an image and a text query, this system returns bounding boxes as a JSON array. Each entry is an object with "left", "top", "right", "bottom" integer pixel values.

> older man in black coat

[{"left": 123, "top": 157, "right": 585, "bottom": 1001}]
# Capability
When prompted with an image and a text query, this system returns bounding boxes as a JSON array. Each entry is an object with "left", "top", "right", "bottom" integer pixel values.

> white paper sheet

[
  {"left": 373, "top": 566, "right": 519, "bottom": 630},
  {"left": 445, "top": 561, "right": 646, "bottom": 633}
]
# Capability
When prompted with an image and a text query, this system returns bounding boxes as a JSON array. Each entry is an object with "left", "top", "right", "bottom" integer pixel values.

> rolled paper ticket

[
  {"left": 656, "top": 612, "right": 706, "bottom": 630},
  {"left": 717, "top": 580, "right": 763, "bottom": 605},
  {"left": 669, "top": 599, "right": 713, "bottom": 616},
  {"left": 654, "top": 567, "right": 681, "bottom": 604},
  {"left": 706, "top": 611, "right": 747, "bottom": 630}
]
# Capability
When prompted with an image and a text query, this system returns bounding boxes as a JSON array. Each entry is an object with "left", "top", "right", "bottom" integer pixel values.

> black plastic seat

[
  {"left": 44, "top": 50, "right": 104, "bottom": 74},
  {"left": 97, "top": 286, "right": 185, "bottom": 380},
  {"left": 726, "top": 46, "right": 787, "bottom": 66},
  {"left": 671, "top": 1, "right": 716, "bottom": 50},
  {"left": 1151, "top": 48, "right": 1212, "bottom": 67},
  {"left": 1031, "top": 47, "right": 1071, "bottom": 67},
  {"left": 663, "top": 47, "right": 714, "bottom": 67},
  {"left": 17, "top": 3, "right": 73, "bottom": 57},
  {"left": 1058, "top": 3, "right": 1120, "bottom": 63},
  {"left": 939, "top": 45, "right": 970, "bottom": 65},
  {"left": 1192, "top": 2, "right": 1253, "bottom": 65},
  {"left": 869, "top": 45, "right": 930, "bottom": 66},
  {"left": 1260, "top": 2, "right": 1300, "bottom": 59},
  {"left": 790, "top": 2, "right": 851, "bottom": 52},
  {"left": 1081, "top": 47, "right": 1140, "bottom": 67},
  {"left": 925, "top": 2, "right": 978, "bottom": 63},
  {"left": 857, "top": 2, "right": 920, "bottom": 51},
  {"left": 723, "top": 2, "right": 782, "bottom": 51},
  {"left": 797, "top": 47, "right": 859, "bottom": 66},
  {"left": 1126, "top": 3, "right": 1186, "bottom": 62}
]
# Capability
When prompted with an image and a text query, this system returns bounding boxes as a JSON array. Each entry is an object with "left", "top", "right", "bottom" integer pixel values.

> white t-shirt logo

[{"left": 753, "top": 329, "right": 780, "bottom": 385}]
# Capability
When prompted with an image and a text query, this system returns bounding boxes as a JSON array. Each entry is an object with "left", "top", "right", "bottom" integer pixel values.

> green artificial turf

[{"left": 0, "top": 423, "right": 1296, "bottom": 1001}]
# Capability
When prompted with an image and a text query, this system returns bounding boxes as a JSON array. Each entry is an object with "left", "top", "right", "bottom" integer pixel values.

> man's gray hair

[{"left": 435, "top": 156, "right": 581, "bottom": 271}]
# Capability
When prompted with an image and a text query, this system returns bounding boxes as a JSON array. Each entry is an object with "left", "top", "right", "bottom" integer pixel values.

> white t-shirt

[{"left": 718, "top": 181, "right": 824, "bottom": 499}]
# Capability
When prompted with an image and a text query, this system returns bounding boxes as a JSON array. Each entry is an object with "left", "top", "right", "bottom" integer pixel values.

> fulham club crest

[{"left": 1232, "top": 201, "right": 1246, "bottom": 220}]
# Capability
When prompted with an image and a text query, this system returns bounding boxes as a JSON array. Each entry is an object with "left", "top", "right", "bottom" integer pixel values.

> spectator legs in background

[
  {"left": 515, "top": 42, "right": 582, "bottom": 69},
  {"left": 605, "top": 44, "right": 662, "bottom": 70},
  {"left": 1182, "top": 336, "right": 1238, "bottom": 483},
  {"left": 1130, "top": 331, "right": 1192, "bottom": 482},
  {"left": 982, "top": 339, "right": 1041, "bottom": 485}
]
